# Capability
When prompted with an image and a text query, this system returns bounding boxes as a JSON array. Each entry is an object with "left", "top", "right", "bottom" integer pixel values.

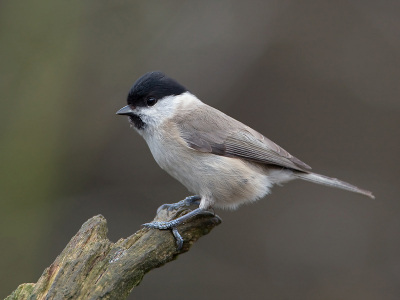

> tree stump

[{"left": 6, "top": 202, "right": 221, "bottom": 300}]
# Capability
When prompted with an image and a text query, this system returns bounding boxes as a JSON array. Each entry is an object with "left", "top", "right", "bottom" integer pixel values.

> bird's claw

[
  {"left": 142, "top": 220, "right": 180, "bottom": 230},
  {"left": 172, "top": 227, "right": 184, "bottom": 250},
  {"left": 165, "top": 195, "right": 201, "bottom": 212},
  {"left": 142, "top": 203, "right": 205, "bottom": 251},
  {"left": 142, "top": 221, "right": 184, "bottom": 249}
]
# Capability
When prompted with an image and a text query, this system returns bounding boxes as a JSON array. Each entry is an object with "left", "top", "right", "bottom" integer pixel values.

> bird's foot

[
  {"left": 156, "top": 195, "right": 201, "bottom": 214},
  {"left": 142, "top": 205, "right": 208, "bottom": 250}
]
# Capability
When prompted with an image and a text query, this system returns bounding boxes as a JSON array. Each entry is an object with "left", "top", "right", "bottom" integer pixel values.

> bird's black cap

[{"left": 127, "top": 71, "right": 187, "bottom": 107}]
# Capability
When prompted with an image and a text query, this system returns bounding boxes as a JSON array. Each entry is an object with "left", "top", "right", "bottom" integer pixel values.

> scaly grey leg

[
  {"left": 155, "top": 195, "right": 201, "bottom": 215},
  {"left": 167, "top": 195, "right": 201, "bottom": 211},
  {"left": 142, "top": 207, "right": 206, "bottom": 250}
]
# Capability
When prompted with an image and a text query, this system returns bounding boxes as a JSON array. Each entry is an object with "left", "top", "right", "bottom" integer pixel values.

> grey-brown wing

[{"left": 175, "top": 106, "right": 311, "bottom": 172}]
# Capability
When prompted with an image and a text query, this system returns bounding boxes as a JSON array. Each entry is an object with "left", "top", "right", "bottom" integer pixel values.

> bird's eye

[{"left": 147, "top": 97, "right": 157, "bottom": 106}]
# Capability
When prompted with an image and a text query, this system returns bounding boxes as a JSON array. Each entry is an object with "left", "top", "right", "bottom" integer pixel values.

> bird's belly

[{"left": 148, "top": 138, "right": 273, "bottom": 209}]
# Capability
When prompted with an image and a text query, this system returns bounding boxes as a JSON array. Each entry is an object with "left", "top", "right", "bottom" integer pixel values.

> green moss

[{"left": 5, "top": 283, "right": 35, "bottom": 300}]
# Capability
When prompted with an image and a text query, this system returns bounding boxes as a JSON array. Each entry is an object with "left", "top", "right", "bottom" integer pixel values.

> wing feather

[{"left": 175, "top": 105, "right": 311, "bottom": 172}]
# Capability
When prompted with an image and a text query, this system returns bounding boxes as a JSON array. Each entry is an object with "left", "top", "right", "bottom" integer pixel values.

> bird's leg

[
  {"left": 168, "top": 195, "right": 201, "bottom": 211},
  {"left": 143, "top": 207, "right": 206, "bottom": 249},
  {"left": 154, "top": 195, "right": 201, "bottom": 215},
  {"left": 142, "top": 196, "right": 210, "bottom": 250}
]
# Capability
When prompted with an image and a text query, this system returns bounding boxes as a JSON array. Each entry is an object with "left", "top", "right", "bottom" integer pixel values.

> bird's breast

[{"left": 142, "top": 126, "right": 275, "bottom": 209}]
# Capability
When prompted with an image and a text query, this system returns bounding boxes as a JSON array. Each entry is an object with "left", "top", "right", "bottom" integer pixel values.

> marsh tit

[{"left": 117, "top": 71, "right": 374, "bottom": 249}]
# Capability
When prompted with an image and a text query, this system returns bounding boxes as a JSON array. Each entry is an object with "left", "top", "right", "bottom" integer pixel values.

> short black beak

[{"left": 116, "top": 105, "right": 135, "bottom": 116}]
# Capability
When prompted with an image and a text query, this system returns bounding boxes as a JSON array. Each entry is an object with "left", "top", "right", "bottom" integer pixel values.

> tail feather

[{"left": 294, "top": 172, "right": 375, "bottom": 199}]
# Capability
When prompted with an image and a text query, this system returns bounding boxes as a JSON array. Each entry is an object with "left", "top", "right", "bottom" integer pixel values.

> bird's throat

[{"left": 129, "top": 114, "right": 146, "bottom": 130}]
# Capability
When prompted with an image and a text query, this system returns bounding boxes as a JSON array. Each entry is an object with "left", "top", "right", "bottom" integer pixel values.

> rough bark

[{"left": 5, "top": 203, "right": 221, "bottom": 300}]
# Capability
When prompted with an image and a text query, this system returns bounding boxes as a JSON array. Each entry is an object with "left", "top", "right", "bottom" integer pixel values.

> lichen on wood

[{"left": 5, "top": 203, "right": 221, "bottom": 300}]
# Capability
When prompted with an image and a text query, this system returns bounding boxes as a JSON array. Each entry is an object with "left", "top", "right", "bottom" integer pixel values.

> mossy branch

[{"left": 5, "top": 203, "right": 221, "bottom": 300}]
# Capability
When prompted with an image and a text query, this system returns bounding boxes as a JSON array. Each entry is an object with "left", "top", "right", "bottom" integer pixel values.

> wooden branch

[{"left": 5, "top": 203, "right": 221, "bottom": 300}]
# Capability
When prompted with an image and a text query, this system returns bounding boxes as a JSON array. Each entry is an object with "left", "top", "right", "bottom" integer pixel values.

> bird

[{"left": 116, "top": 71, "right": 374, "bottom": 249}]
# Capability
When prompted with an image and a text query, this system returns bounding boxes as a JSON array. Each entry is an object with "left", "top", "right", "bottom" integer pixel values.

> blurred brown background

[{"left": 1, "top": 1, "right": 399, "bottom": 299}]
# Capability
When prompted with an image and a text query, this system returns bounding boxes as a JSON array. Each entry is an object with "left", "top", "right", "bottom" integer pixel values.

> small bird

[{"left": 117, "top": 71, "right": 374, "bottom": 249}]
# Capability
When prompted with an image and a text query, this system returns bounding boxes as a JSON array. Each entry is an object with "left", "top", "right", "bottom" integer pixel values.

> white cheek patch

[{"left": 137, "top": 92, "right": 202, "bottom": 129}]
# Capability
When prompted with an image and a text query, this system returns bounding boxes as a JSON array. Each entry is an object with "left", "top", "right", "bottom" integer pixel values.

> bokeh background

[{"left": 1, "top": 1, "right": 399, "bottom": 299}]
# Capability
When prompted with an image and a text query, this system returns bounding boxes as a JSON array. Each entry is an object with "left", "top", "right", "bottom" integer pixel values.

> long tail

[{"left": 293, "top": 172, "right": 375, "bottom": 199}]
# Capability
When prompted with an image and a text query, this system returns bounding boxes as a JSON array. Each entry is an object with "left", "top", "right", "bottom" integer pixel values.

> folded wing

[{"left": 175, "top": 105, "right": 311, "bottom": 172}]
